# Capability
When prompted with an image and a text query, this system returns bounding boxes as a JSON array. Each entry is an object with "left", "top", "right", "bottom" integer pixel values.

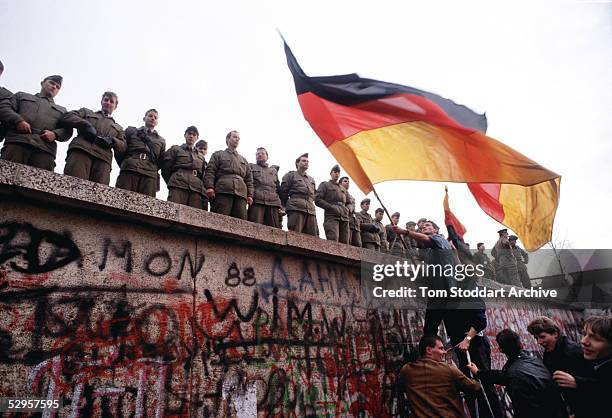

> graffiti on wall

[{"left": 0, "top": 220, "right": 584, "bottom": 417}]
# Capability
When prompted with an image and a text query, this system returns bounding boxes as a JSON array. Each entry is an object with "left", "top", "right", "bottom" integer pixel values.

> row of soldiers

[
  {"left": 474, "top": 228, "right": 531, "bottom": 287},
  {"left": 0, "top": 72, "right": 397, "bottom": 248},
  {"left": 0, "top": 70, "right": 535, "bottom": 272}
]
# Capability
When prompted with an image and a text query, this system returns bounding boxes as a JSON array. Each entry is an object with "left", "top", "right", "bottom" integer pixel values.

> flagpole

[{"left": 371, "top": 186, "right": 420, "bottom": 265}]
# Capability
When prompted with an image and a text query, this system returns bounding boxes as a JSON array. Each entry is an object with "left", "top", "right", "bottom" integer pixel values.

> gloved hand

[
  {"left": 78, "top": 123, "right": 97, "bottom": 142},
  {"left": 95, "top": 136, "right": 114, "bottom": 149}
]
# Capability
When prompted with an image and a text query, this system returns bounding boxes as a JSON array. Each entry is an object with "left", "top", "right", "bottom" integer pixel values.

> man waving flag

[{"left": 283, "top": 40, "right": 560, "bottom": 251}]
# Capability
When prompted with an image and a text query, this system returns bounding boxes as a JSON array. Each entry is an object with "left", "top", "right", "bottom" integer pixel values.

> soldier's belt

[
  {"left": 176, "top": 168, "right": 201, "bottom": 177},
  {"left": 290, "top": 194, "right": 313, "bottom": 201}
]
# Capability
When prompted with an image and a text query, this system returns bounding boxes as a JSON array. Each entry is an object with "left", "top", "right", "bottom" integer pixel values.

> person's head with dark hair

[
  {"left": 375, "top": 208, "right": 384, "bottom": 222},
  {"left": 0, "top": 59, "right": 4, "bottom": 75},
  {"left": 582, "top": 315, "right": 612, "bottom": 361},
  {"left": 527, "top": 316, "right": 561, "bottom": 352},
  {"left": 255, "top": 147, "right": 268, "bottom": 164},
  {"left": 100, "top": 91, "right": 118, "bottom": 116},
  {"left": 339, "top": 176, "right": 349, "bottom": 189},
  {"left": 195, "top": 139, "right": 208, "bottom": 155},
  {"left": 143, "top": 109, "right": 158, "bottom": 129},
  {"left": 225, "top": 130, "right": 240, "bottom": 149},
  {"left": 418, "top": 335, "right": 446, "bottom": 361},
  {"left": 360, "top": 198, "right": 370, "bottom": 211},
  {"left": 428, "top": 220, "right": 440, "bottom": 233},
  {"left": 496, "top": 329, "right": 522, "bottom": 358},
  {"left": 184, "top": 125, "right": 199, "bottom": 146},
  {"left": 477, "top": 242, "right": 485, "bottom": 252},
  {"left": 295, "top": 153, "right": 308, "bottom": 171},
  {"left": 40, "top": 75, "right": 62, "bottom": 98}
]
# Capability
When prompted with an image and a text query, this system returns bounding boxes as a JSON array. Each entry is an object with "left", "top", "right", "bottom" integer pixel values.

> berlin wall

[{"left": 0, "top": 160, "right": 585, "bottom": 417}]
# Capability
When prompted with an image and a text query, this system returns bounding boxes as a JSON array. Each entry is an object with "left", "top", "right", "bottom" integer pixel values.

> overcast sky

[{"left": 1, "top": 0, "right": 610, "bottom": 249}]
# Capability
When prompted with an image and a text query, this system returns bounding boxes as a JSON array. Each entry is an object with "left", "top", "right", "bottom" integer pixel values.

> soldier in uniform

[
  {"left": 248, "top": 147, "right": 282, "bottom": 227},
  {"left": 195, "top": 139, "right": 209, "bottom": 210},
  {"left": 509, "top": 235, "right": 530, "bottom": 288},
  {"left": 374, "top": 208, "right": 389, "bottom": 252},
  {"left": 0, "top": 60, "right": 12, "bottom": 141},
  {"left": 315, "top": 165, "right": 350, "bottom": 243},
  {"left": 0, "top": 75, "right": 72, "bottom": 171},
  {"left": 340, "top": 176, "right": 362, "bottom": 247},
  {"left": 491, "top": 229, "right": 522, "bottom": 287},
  {"left": 279, "top": 153, "right": 317, "bottom": 236},
  {"left": 115, "top": 109, "right": 165, "bottom": 197},
  {"left": 473, "top": 242, "right": 496, "bottom": 281},
  {"left": 356, "top": 198, "right": 380, "bottom": 250},
  {"left": 161, "top": 126, "right": 206, "bottom": 209},
  {"left": 60, "top": 91, "right": 126, "bottom": 184},
  {"left": 204, "top": 130, "right": 253, "bottom": 219},
  {"left": 405, "top": 221, "right": 421, "bottom": 261},
  {"left": 386, "top": 212, "right": 408, "bottom": 257}
]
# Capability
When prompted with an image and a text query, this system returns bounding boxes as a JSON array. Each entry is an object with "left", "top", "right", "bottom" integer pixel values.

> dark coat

[
  {"left": 477, "top": 351, "right": 567, "bottom": 418},
  {"left": 573, "top": 356, "right": 612, "bottom": 418}
]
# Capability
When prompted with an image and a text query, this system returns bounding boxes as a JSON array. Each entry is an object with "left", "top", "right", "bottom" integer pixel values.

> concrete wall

[{"left": 0, "top": 161, "right": 585, "bottom": 417}]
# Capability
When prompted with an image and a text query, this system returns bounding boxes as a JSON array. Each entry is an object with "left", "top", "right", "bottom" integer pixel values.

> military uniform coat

[
  {"left": 315, "top": 180, "right": 349, "bottom": 221},
  {"left": 60, "top": 108, "right": 126, "bottom": 165},
  {"left": 116, "top": 126, "right": 165, "bottom": 179},
  {"left": 279, "top": 170, "right": 317, "bottom": 215},
  {"left": 374, "top": 219, "right": 388, "bottom": 250},
  {"left": 161, "top": 143, "right": 206, "bottom": 193},
  {"left": 0, "top": 87, "right": 12, "bottom": 140},
  {"left": 356, "top": 210, "right": 380, "bottom": 245},
  {"left": 0, "top": 92, "right": 72, "bottom": 156},
  {"left": 204, "top": 148, "right": 253, "bottom": 200},
  {"left": 250, "top": 162, "right": 281, "bottom": 207}
]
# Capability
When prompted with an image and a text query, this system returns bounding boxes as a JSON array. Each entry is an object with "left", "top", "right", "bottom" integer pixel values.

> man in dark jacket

[
  {"left": 204, "top": 130, "right": 253, "bottom": 219},
  {"left": 0, "top": 75, "right": 72, "bottom": 171},
  {"left": 115, "top": 109, "right": 165, "bottom": 197},
  {"left": 339, "top": 176, "right": 361, "bottom": 247},
  {"left": 161, "top": 126, "right": 206, "bottom": 208},
  {"left": 468, "top": 329, "right": 568, "bottom": 418},
  {"left": 279, "top": 153, "right": 317, "bottom": 236},
  {"left": 527, "top": 316, "right": 592, "bottom": 415},
  {"left": 248, "top": 147, "right": 282, "bottom": 227},
  {"left": 0, "top": 60, "right": 12, "bottom": 141},
  {"left": 315, "top": 165, "right": 349, "bottom": 243},
  {"left": 356, "top": 198, "right": 380, "bottom": 250},
  {"left": 552, "top": 315, "right": 612, "bottom": 418},
  {"left": 60, "top": 91, "right": 126, "bottom": 184}
]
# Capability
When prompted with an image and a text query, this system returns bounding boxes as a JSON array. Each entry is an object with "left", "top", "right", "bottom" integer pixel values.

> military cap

[
  {"left": 331, "top": 164, "right": 341, "bottom": 173},
  {"left": 295, "top": 153, "right": 308, "bottom": 166},
  {"left": 195, "top": 139, "right": 207, "bottom": 149},
  {"left": 418, "top": 217, "right": 427, "bottom": 223},
  {"left": 392, "top": 212, "right": 400, "bottom": 218},
  {"left": 360, "top": 198, "right": 371, "bottom": 205},
  {"left": 43, "top": 75, "right": 63, "bottom": 86},
  {"left": 185, "top": 125, "right": 199, "bottom": 135},
  {"left": 406, "top": 221, "right": 416, "bottom": 227},
  {"left": 498, "top": 228, "right": 508, "bottom": 234},
  {"left": 508, "top": 235, "right": 518, "bottom": 241},
  {"left": 375, "top": 208, "right": 384, "bottom": 214}
]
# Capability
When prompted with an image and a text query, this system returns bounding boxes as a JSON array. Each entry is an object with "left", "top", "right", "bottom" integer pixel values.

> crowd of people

[{"left": 399, "top": 315, "right": 611, "bottom": 418}]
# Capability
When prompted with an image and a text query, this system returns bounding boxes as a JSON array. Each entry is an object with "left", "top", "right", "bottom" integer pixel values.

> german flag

[{"left": 283, "top": 41, "right": 560, "bottom": 250}]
